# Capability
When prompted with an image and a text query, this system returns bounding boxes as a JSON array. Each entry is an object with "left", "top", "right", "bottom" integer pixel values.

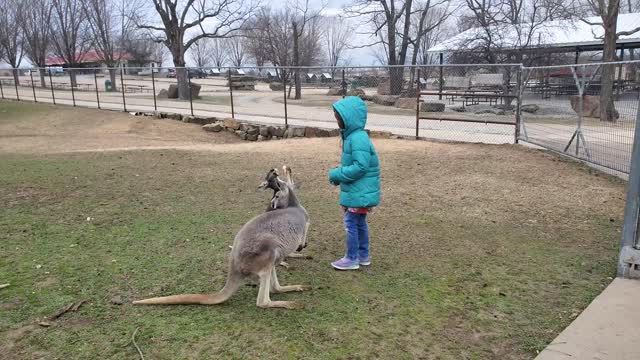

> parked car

[{"left": 187, "top": 68, "right": 207, "bottom": 79}]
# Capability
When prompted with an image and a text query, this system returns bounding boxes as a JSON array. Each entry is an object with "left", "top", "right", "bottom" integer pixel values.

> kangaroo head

[{"left": 257, "top": 167, "right": 294, "bottom": 210}]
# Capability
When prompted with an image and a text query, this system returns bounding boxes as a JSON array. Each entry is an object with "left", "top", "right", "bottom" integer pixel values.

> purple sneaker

[
  {"left": 359, "top": 257, "right": 371, "bottom": 266},
  {"left": 331, "top": 257, "right": 360, "bottom": 270}
]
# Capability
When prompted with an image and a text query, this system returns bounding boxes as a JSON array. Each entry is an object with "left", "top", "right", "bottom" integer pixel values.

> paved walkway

[{"left": 535, "top": 278, "right": 640, "bottom": 360}]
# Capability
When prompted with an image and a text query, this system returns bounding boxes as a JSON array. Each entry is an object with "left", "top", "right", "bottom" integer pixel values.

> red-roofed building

[{"left": 45, "top": 50, "right": 159, "bottom": 74}]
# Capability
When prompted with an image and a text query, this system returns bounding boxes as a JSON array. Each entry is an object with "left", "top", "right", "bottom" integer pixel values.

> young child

[{"left": 329, "top": 96, "right": 381, "bottom": 270}]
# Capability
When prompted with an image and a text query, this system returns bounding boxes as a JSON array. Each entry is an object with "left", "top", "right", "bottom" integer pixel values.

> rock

[
  {"left": 182, "top": 115, "right": 195, "bottom": 123},
  {"left": 451, "top": 106, "right": 466, "bottom": 112},
  {"left": 247, "top": 127, "right": 259, "bottom": 136},
  {"left": 377, "top": 79, "right": 390, "bottom": 95},
  {"left": 159, "top": 112, "right": 169, "bottom": 119},
  {"left": 188, "top": 116, "right": 217, "bottom": 125},
  {"left": 329, "top": 129, "right": 341, "bottom": 137},
  {"left": 259, "top": 126, "right": 270, "bottom": 137},
  {"left": 373, "top": 95, "right": 398, "bottom": 106},
  {"left": 203, "top": 123, "right": 223, "bottom": 132},
  {"left": 239, "top": 123, "right": 248, "bottom": 132},
  {"left": 258, "top": 135, "right": 265, "bottom": 141},
  {"left": 394, "top": 97, "right": 417, "bottom": 110},
  {"left": 189, "top": 83, "right": 202, "bottom": 98},
  {"left": 368, "top": 130, "right": 392, "bottom": 139},
  {"left": 305, "top": 127, "right": 317, "bottom": 137},
  {"left": 157, "top": 89, "right": 169, "bottom": 98},
  {"left": 521, "top": 104, "right": 539, "bottom": 113},
  {"left": 168, "top": 113, "right": 182, "bottom": 120},
  {"left": 570, "top": 95, "right": 619, "bottom": 119},
  {"left": 224, "top": 118, "right": 241, "bottom": 130},
  {"left": 144, "top": 112, "right": 154, "bottom": 117},
  {"left": 359, "top": 94, "right": 374, "bottom": 102},
  {"left": 347, "top": 88, "right": 365, "bottom": 97},
  {"left": 237, "top": 131, "right": 247, "bottom": 140},
  {"left": 422, "top": 102, "right": 445, "bottom": 112},
  {"left": 292, "top": 127, "right": 306, "bottom": 137},
  {"left": 283, "top": 128, "right": 292, "bottom": 139},
  {"left": 327, "top": 88, "right": 345, "bottom": 96},
  {"left": 247, "top": 133, "right": 258, "bottom": 141},
  {"left": 110, "top": 295, "right": 123, "bottom": 305},
  {"left": 475, "top": 109, "right": 505, "bottom": 115},
  {"left": 167, "top": 84, "right": 179, "bottom": 98},
  {"left": 272, "top": 127, "right": 285, "bottom": 137},
  {"left": 269, "top": 83, "right": 284, "bottom": 91},
  {"left": 316, "top": 129, "right": 331, "bottom": 137}
]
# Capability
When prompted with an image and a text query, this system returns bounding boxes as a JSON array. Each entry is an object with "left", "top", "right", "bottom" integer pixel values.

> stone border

[{"left": 129, "top": 111, "right": 396, "bottom": 142}]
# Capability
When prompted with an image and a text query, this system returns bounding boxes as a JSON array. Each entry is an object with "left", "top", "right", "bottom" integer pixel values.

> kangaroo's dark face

[{"left": 257, "top": 169, "right": 289, "bottom": 210}]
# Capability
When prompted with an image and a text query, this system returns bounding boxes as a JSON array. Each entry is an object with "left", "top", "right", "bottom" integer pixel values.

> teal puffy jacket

[{"left": 329, "top": 96, "right": 381, "bottom": 208}]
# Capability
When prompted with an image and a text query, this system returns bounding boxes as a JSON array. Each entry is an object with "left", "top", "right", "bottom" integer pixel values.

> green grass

[
  {"left": 0, "top": 143, "right": 624, "bottom": 359},
  {"left": 0, "top": 100, "right": 50, "bottom": 124}
]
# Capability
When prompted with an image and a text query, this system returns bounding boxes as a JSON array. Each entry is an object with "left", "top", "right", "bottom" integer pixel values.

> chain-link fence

[
  {"left": 0, "top": 64, "right": 518, "bottom": 144},
  {"left": 2, "top": 62, "right": 639, "bottom": 173},
  {"left": 520, "top": 61, "right": 640, "bottom": 174}
]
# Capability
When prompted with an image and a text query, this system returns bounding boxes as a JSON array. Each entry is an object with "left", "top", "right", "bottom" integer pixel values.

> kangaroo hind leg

[
  {"left": 256, "top": 268, "right": 305, "bottom": 310},
  {"left": 270, "top": 267, "right": 312, "bottom": 293}
]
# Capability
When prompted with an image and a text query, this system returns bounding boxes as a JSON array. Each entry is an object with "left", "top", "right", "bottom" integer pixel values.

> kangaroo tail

[{"left": 132, "top": 271, "right": 243, "bottom": 305}]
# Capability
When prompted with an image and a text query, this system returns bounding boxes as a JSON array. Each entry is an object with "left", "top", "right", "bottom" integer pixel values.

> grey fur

[{"left": 133, "top": 166, "right": 312, "bottom": 309}]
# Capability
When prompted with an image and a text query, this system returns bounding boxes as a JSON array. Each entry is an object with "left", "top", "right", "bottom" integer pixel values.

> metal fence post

[
  {"left": 228, "top": 69, "right": 235, "bottom": 119},
  {"left": 617, "top": 91, "right": 640, "bottom": 277},
  {"left": 0, "top": 76, "right": 4, "bottom": 99},
  {"left": 120, "top": 67, "right": 126, "bottom": 112},
  {"left": 515, "top": 66, "right": 522, "bottom": 144},
  {"left": 188, "top": 72, "right": 194, "bottom": 116},
  {"left": 342, "top": 69, "right": 346, "bottom": 99},
  {"left": 14, "top": 69, "right": 20, "bottom": 101},
  {"left": 94, "top": 69, "right": 101, "bottom": 109},
  {"left": 415, "top": 67, "right": 421, "bottom": 139},
  {"left": 151, "top": 68, "right": 157, "bottom": 111},
  {"left": 438, "top": 53, "right": 444, "bottom": 100},
  {"left": 282, "top": 70, "right": 288, "bottom": 128},
  {"left": 49, "top": 69, "right": 56, "bottom": 105},
  {"left": 30, "top": 70, "right": 37, "bottom": 102},
  {"left": 70, "top": 69, "right": 76, "bottom": 106}
]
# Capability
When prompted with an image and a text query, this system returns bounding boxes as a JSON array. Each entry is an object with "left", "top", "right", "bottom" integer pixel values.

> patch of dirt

[
  {"left": 0, "top": 103, "right": 240, "bottom": 154},
  {"left": 0, "top": 324, "right": 40, "bottom": 356}
]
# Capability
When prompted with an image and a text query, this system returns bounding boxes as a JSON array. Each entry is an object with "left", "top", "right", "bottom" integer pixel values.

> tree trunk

[
  {"left": 39, "top": 68, "right": 47, "bottom": 88},
  {"left": 600, "top": 18, "right": 618, "bottom": 123},
  {"left": 293, "top": 21, "right": 301, "bottom": 100},
  {"left": 69, "top": 69, "right": 78, "bottom": 88},
  {"left": 109, "top": 68, "right": 118, "bottom": 92},
  {"left": 387, "top": 21, "right": 403, "bottom": 95},
  {"left": 12, "top": 68, "right": 20, "bottom": 87}
]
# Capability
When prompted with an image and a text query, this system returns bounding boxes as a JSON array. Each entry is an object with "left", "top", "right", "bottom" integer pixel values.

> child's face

[{"left": 334, "top": 110, "right": 345, "bottom": 129}]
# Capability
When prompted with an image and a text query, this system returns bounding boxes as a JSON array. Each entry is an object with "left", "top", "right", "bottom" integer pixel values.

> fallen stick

[
  {"left": 0, "top": 284, "right": 9, "bottom": 289},
  {"left": 49, "top": 302, "right": 75, "bottom": 321},
  {"left": 131, "top": 327, "right": 145, "bottom": 360},
  {"left": 71, "top": 300, "right": 87, "bottom": 312}
]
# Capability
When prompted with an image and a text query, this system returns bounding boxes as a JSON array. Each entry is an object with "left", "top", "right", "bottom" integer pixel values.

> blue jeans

[{"left": 344, "top": 211, "right": 369, "bottom": 261}]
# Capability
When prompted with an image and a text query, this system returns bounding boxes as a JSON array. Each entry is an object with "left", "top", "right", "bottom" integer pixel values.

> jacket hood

[{"left": 332, "top": 96, "right": 367, "bottom": 137}]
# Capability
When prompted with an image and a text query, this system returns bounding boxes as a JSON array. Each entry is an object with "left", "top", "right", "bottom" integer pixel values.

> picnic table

[{"left": 124, "top": 84, "right": 152, "bottom": 93}]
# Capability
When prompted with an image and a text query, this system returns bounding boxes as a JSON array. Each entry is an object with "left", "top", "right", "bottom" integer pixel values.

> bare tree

[
  {"left": 189, "top": 39, "right": 214, "bottom": 68},
  {"left": 83, "top": 0, "right": 139, "bottom": 91},
  {"left": 227, "top": 37, "right": 246, "bottom": 67},
  {"left": 573, "top": 0, "right": 640, "bottom": 122},
  {"left": 248, "top": 5, "right": 323, "bottom": 97},
  {"left": 20, "top": 0, "right": 52, "bottom": 87},
  {"left": 244, "top": 23, "right": 267, "bottom": 69},
  {"left": 137, "top": 0, "right": 258, "bottom": 100},
  {"left": 123, "top": 37, "right": 166, "bottom": 67},
  {"left": 209, "top": 38, "right": 228, "bottom": 69},
  {"left": 408, "top": 0, "right": 451, "bottom": 88},
  {"left": 291, "top": 1, "right": 324, "bottom": 99},
  {"left": 0, "top": 0, "right": 25, "bottom": 86},
  {"left": 346, "top": 0, "right": 417, "bottom": 95},
  {"left": 324, "top": 16, "right": 351, "bottom": 76},
  {"left": 51, "top": 0, "right": 91, "bottom": 87}
]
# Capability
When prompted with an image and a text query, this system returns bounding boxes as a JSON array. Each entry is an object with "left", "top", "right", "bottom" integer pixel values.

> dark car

[{"left": 187, "top": 68, "right": 207, "bottom": 79}]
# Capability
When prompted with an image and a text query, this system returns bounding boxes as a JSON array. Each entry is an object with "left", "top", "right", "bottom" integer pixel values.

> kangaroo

[{"left": 133, "top": 166, "right": 312, "bottom": 309}]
